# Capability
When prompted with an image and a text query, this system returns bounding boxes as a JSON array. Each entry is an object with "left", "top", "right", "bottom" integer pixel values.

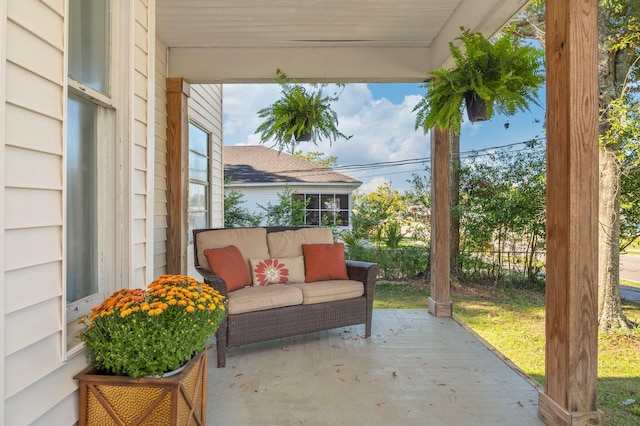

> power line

[
  {"left": 250, "top": 137, "right": 546, "bottom": 181},
  {"left": 332, "top": 137, "right": 546, "bottom": 173}
]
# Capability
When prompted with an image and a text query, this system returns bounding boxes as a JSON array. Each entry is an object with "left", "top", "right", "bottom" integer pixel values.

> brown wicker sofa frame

[{"left": 193, "top": 226, "right": 379, "bottom": 368}]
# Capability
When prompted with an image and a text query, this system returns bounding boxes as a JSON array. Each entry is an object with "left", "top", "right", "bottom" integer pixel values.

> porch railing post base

[
  {"left": 428, "top": 297, "right": 451, "bottom": 317},
  {"left": 538, "top": 391, "right": 604, "bottom": 426}
]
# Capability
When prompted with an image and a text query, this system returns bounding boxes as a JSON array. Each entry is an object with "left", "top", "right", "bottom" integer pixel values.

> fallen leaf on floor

[
  {"left": 338, "top": 377, "right": 345, "bottom": 382},
  {"left": 240, "top": 382, "right": 252, "bottom": 388},
  {"left": 282, "top": 346, "right": 290, "bottom": 351},
  {"left": 331, "top": 345, "right": 341, "bottom": 349},
  {"left": 377, "top": 401, "right": 385, "bottom": 406},
  {"left": 229, "top": 383, "right": 235, "bottom": 388},
  {"left": 336, "top": 368, "right": 342, "bottom": 373},
  {"left": 234, "top": 373, "right": 244, "bottom": 377},
  {"left": 334, "top": 363, "right": 344, "bottom": 367},
  {"left": 434, "top": 380, "right": 446, "bottom": 386},
  {"left": 355, "top": 375, "right": 360, "bottom": 381},
  {"left": 517, "top": 401, "right": 523, "bottom": 407},
  {"left": 392, "top": 371, "right": 397, "bottom": 378}
]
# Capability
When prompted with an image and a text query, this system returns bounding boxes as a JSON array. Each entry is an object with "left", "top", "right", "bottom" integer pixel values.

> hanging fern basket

[
  {"left": 464, "top": 91, "right": 488, "bottom": 122},
  {"left": 295, "top": 132, "right": 311, "bottom": 141}
]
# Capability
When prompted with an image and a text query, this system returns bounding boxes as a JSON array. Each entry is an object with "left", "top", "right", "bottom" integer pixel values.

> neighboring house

[{"left": 224, "top": 146, "right": 361, "bottom": 228}]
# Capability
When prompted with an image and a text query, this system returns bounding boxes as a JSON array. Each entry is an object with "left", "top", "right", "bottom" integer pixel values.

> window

[
  {"left": 188, "top": 123, "right": 211, "bottom": 240},
  {"left": 293, "top": 193, "right": 350, "bottom": 226},
  {"left": 66, "top": 95, "right": 98, "bottom": 304},
  {"left": 68, "top": 0, "right": 110, "bottom": 95},
  {"left": 66, "top": 0, "right": 113, "bottom": 347}
]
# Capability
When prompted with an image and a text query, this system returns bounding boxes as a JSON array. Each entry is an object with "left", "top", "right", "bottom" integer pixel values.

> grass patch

[
  {"left": 374, "top": 280, "right": 640, "bottom": 425},
  {"left": 373, "top": 280, "right": 430, "bottom": 309}
]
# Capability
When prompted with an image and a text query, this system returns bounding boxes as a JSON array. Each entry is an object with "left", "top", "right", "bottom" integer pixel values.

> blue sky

[{"left": 222, "top": 83, "right": 546, "bottom": 193}]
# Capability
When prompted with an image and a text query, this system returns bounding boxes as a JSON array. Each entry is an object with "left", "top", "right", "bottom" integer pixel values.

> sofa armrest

[
  {"left": 195, "top": 266, "right": 229, "bottom": 298},
  {"left": 345, "top": 260, "right": 378, "bottom": 300}
]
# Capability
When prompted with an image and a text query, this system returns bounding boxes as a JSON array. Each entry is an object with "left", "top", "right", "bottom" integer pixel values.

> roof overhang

[{"left": 156, "top": 0, "right": 530, "bottom": 83}]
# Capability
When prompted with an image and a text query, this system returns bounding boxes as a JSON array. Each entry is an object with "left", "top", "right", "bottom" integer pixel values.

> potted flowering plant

[
  {"left": 75, "top": 275, "right": 226, "bottom": 425},
  {"left": 79, "top": 274, "right": 227, "bottom": 378}
]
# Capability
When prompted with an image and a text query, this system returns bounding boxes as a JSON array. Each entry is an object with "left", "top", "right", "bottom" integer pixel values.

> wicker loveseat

[{"left": 193, "top": 226, "right": 378, "bottom": 367}]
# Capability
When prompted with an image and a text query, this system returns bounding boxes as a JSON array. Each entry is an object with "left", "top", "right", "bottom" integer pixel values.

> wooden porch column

[
  {"left": 539, "top": 0, "right": 603, "bottom": 424},
  {"left": 166, "top": 78, "right": 190, "bottom": 275},
  {"left": 428, "top": 126, "right": 452, "bottom": 317}
]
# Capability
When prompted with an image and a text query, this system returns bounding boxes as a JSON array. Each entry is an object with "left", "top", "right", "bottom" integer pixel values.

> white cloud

[
  {"left": 357, "top": 176, "right": 391, "bottom": 194},
  {"left": 223, "top": 83, "right": 280, "bottom": 145}
]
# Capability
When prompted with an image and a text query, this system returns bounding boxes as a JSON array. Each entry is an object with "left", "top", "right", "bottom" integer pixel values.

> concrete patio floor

[{"left": 206, "top": 309, "right": 543, "bottom": 426}]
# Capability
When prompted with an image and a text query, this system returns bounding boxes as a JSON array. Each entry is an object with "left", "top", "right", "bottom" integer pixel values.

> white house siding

[
  {"left": 1, "top": 0, "right": 155, "bottom": 424},
  {"left": 0, "top": 0, "right": 7, "bottom": 420},
  {"left": 3, "top": 0, "right": 69, "bottom": 424},
  {"left": 187, "top": 84, "right": 224, "bottom": 277},
  {"left": 153, "top": 37, "right": 169, "bottom": 278},
  {"left": 132, "top": 0, "right": 155, "bottom": 285}
]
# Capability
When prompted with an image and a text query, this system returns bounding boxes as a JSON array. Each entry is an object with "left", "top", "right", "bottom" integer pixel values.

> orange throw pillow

[
  {"left": 204, "top": 245, "right": 252, "bottom": 291},
  {"left": 302, "top": 243, "right": 349, "bottom": 283}
]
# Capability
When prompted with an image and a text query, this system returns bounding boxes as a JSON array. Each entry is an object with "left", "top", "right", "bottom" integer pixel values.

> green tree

[
  {"left": 223, "top": 188, "right": 262, "bottom": 228},
  {"left": 413, "top": 27, "right": 544, "bottom": 282},
  {"left": 293, "top": 151, "right": 339, "bottom": 168},
  {"left": 350, "top": 182, "right": 407, "bottom": 243},
  {"left": 459, "top": 140, "right": 546, "bottom": 280},
  {"left": 620, "top": 131, "right": 640, "bottom": 250},
  {"left": 518, "top": 0, "right": 640, "bottom": 330},
  {"left": 257, "top": 186, "right": 308, "bottom": 226}
]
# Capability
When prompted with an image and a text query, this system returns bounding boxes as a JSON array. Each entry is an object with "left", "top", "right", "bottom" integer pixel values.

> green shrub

[{"left": 346, "top": 245, "right": 428, "bottom": 280}]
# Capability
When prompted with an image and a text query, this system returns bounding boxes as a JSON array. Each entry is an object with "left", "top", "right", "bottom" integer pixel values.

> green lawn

[{"left": 373, "top": 280, "right": 640, "bottom": 426}]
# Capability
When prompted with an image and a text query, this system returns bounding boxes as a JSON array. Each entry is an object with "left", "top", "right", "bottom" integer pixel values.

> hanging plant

[
  {"left": 413, "top": 26, "right": 544, "bottom": 135},
  {"left": 255, "top": 69, "right": 350, "bottom": 153}
]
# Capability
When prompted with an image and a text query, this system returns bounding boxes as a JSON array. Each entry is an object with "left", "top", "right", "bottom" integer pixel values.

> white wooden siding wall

[
  {"left": 153, "top": 38, "right": 169, "bottom": 278},
  {"left": 0, "top": 0, "right": 8, "bottom": 423},
  {"left": 2, "top": 1, "right": 84, "bottom": 424},
  {"left": 187, "top": 84, "right": 223, "bottom": 277},
  {"left": 132, "top": 0, "right": 154, "bottom": 286},
  {"left": 1, "top": 0, "right": 154, "bottom": 424}
]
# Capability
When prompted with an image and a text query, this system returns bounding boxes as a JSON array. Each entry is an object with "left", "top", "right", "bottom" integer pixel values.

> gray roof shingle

[{"left": 224, "top": 146, "right": 361, "bottom": 185}]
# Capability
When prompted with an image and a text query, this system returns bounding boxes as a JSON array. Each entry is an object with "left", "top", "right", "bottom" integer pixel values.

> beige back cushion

[
  {"left": 267, "top": 227, "right": 334, "bottom": 258},
  {"left": 196, "top": 228, "right": 269, "bottom": 272}
]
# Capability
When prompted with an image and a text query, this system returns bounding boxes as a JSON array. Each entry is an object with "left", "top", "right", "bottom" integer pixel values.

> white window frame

[
  {"left": 64, "top": 1, "right": 121, "bottom": 356},
  {"left": 294, "top": 193, "right": 351, "bottom": 227},
  {"left": 188, "top": 122, "right": 212, "bottom": 242}
]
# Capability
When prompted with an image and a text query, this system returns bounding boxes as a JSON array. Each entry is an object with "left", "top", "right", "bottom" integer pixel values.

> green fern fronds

[{"left": 414, "top": 27, "right": 544, "bottom": 135}]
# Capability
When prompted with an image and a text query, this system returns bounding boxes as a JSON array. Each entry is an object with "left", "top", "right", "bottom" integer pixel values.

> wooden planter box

[{"left": 74, "top": 350, "right": 207, "bottom": 426}]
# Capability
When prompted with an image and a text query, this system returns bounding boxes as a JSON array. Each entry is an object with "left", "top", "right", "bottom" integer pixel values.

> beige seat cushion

[
  {"left": 289, "top": 280, "right": 364, "bottom": 305},
  {"left": 227, "top": 284, "right": 303, "bottom": 314},
  {"left": 196, "top": 228, "right": 269, "bottom": 272},
  {"left": 267, "top": 227, "right": 334, "bottom": 258}
]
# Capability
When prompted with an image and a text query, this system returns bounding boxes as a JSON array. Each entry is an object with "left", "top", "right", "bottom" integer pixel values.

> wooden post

[
  {"left": 166, "top": 78, "right": 190, "bottom": 275},
  {"left": 428, "top": 126, "right": 452, "bottom": 317},
  {"left": 539, "top": 0, "right": 604, "bottom": 424}
]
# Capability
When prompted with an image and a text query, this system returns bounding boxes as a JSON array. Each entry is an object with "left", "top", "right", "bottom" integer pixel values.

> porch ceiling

[{"left": 156, "top": 0, "right": 529, "bottom": 83}]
